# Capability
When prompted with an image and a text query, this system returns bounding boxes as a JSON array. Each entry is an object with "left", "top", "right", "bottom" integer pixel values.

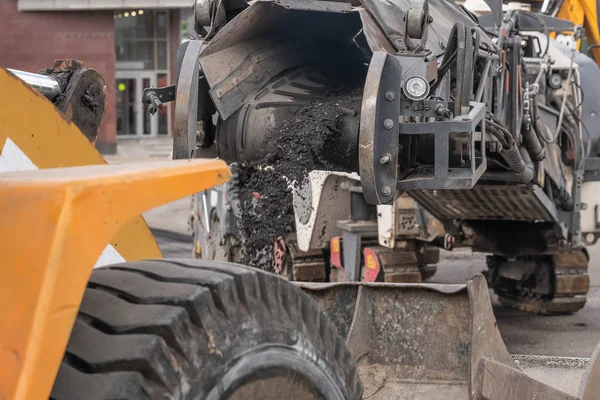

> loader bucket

[{"left": 299, "top": 275, "right": 600, "bottom": 399}]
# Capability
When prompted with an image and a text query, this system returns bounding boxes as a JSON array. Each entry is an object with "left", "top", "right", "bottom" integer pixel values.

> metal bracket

[
  {"left": 397, "top": 101, "right": 487, "bottom": 190},
  {"left": 337, "top": 220, "right": 379, "bottom": 281},
  {"left": 570, "top": 170, "right": 584, "bottom": 246},
  {"left": 143, "top": 85, "right": 176, "bottom": 115},
  {"left": 396, "top": 0, "right": 431, "bottom": 54},
  {"left": 359, "top": 51, "right": 402, "bottom": 205}
]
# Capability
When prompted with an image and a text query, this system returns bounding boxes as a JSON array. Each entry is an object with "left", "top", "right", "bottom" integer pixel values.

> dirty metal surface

[
  {"left": 466, "top": 276, "right": 524, "bottom": 398},
  {"left": 300, "top": 276, "right": 591, "bottom": 399},
  {"left": 199, "top": 1, "right": 360, "bottom": 120},
  {"left": 395, "top": 102, "right": 487, "bottom": 191},
  {"left": 358, "top": 51, "right": 401, "bottom": 205},
  {"left": 480, "top": 358, "right": 576, "bottom": 400},
  {"left": 304, "top": 285, "right": 359, "bottom": 339},
  {"left": 411, "top": 184, "right": 556, "bottom": 222},
  {"left": 301, "top": 281, "right": 471, "bottom": 398},
  {"left": 357, "top": 8, "right": 396, "bottom": 53},
  {"left": 173, "top": 40, "right": 203, "bottom": 159}
]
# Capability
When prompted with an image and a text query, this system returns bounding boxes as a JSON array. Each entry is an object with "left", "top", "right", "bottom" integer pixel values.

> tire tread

[{"left": 51, "top": 259, "right": 363, "bottom": 399}]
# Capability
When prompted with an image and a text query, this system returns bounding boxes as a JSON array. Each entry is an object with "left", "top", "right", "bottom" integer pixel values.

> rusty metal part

[
  {"left": 358, "top": 51, "right": 402, "bottom": 205},
  {"left": 173, "top": 40, "right": 204, "bottom": 159},
  {"left": 287, "top": 242, "right": 327, "bottom": 281},
  {"left": 273, "top": 238, "right": 328, "bottom": 282},
  {"left": 491, "top": 249, "right": 589, "bottom": 314},
  {"left": 22, "top": 59, "right": 107, "bottom": 144},
  {"left": 375, "top": 242, "right": 439, "bottom": 282},
  {"left": 299, "top": 275, "right": 585, "bottom": 399},
  {"left": 357, "top": 9, "right": 396, "bottom": 53},
  {"left": 54, "top": 69, "right": 106, "bottom": 144},
  {"left": 479, "top": 358, "right": 577, "bottom": 400},
  {"left": 371, "top": 245, "right": 423, "bottom": 282}
]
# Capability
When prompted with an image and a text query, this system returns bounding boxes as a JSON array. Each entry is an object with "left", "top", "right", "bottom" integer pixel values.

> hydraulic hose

[
  {"left": 532, "top": 97, "right": 554, "bottom": 143},
  {"left": 523, "top": 123, "right": 545, "bottom": 161},
  {"left": 498, "top": 143, "right": 535, "bottom": 183}
]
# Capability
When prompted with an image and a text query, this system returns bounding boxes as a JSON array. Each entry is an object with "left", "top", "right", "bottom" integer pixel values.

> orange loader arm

[
  {"left": 552, "top": 0, "right": 600, "bottom": 63},
  {"left": 0, "top": 69, "right": 231, "bottom": 399},
  {"left": 0, "top": 160, "right": 230, "bottom": 400}
]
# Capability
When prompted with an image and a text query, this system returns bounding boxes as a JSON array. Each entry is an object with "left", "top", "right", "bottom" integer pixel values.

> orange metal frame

[
  {"left": 0, "top": 67, "right": 163, "bottom": 261},
  {"left": 0, "top": 68, "right": 231, "bottom": 399}
]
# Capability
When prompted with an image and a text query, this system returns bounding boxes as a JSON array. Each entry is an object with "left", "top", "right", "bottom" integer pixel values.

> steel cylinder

[{"left": 8, "top": 69, "right": 61, "bottom": 101}]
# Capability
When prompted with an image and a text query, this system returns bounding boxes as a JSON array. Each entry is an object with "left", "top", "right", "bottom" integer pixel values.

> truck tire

[{"left": 50, "top": 259, "right": 362, "bottom": 400}]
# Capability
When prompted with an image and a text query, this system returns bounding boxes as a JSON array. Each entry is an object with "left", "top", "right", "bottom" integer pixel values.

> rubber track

[
  {"left": 492, "top": 250, "right": 589, "bottom": 314},
  {"left": 51, "top": 259, "right": 362, "bottom": 399}
]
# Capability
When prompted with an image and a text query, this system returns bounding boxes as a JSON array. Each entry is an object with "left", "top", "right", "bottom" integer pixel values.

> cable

[
  {"left": 564, "top": 105, "right": 593, "bottom": 169},
  {"left": 486, "top": 119, "right": 512, "bottom": 148},
  {"left": 571, "top": 80, "right": 585, "bottom": 110},
  {"left": 487, "top": 118, "right": 514, "bottom": 143},
  {"left": 487, "top": 126, "right": 510, "bottom": 148},
  {"left": 545, "top": 50, "right": 578, "bottom": 143}
]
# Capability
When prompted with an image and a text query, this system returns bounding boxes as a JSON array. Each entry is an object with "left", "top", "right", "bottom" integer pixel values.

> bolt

[
  {"left": 380, "top": 154, "right": 392, "bottom": 164},
  {"left": 381, "top": 186, "right": 392, "bottom": 196},
  {"left": 385, "top": 91, "right": 396, "bottom": 101},
  {"left": 427, "top": 15, "right": 434, "bottom": 23},
  {"left": 384, "top": 119, "right": 394, "bottom": 129}
]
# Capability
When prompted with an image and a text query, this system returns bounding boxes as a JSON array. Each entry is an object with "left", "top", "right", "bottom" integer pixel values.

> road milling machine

[
  {"left": 157, "top": 0, "right": 600, "bottom": 314},
  {"left": 3, "top": 61, "right": 600, "bottom": 400}
]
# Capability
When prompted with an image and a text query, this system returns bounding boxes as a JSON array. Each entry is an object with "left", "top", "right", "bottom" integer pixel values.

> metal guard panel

[
  {"left": 358, "top": 51, "right": 401, "bottom": 205},
  {"left": 410, "top": 185, "right": 557, "bottom": 222}
]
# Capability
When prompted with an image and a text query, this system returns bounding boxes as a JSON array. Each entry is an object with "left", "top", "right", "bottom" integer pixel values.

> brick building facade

[{"left": 0, "top": 0, "right": 190, "bottom": 154}]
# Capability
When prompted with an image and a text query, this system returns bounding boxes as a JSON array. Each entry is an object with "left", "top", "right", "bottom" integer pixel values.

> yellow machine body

[
  {"left": 553, "top": 0, "right": 600, "bottom": 63},
  {"left": 0, "top": 67, "right": 231, "bottom": 399}
]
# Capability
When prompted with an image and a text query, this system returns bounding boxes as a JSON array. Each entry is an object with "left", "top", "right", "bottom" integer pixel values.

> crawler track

[{"left": 489, "top": 250, "right": 589, "bottom": 314}]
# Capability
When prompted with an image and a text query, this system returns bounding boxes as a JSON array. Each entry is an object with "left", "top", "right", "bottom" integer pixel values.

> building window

[
  {"left": 115, "top": 10, "right": 168, "bottom": 71},
  {"left": 114, "top": 10, "right": 171, "bottom": 137}
]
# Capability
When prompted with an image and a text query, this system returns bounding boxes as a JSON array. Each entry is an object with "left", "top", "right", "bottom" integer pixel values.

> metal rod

[
  {"left": 7, "top": 69, "right": 61, "bottom": 101},
  {"left": 554, "top": 47, "right": 576, "bottom": 142},
  {"left": 475, "top": 57, "right": 492, "bottom": 103}
]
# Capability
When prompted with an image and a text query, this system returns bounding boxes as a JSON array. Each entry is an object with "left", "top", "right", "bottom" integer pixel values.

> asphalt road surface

[{"left": 155, "top": 232, "right": 600, "bottom": 358}]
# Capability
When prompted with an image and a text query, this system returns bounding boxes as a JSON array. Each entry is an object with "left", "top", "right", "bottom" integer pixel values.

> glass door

[
  {"left": 116, "top": 78, "right": 137, "bottom": 136},
  {"left": 116, "top": 72, "right": 157, "bottom": 137}
]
